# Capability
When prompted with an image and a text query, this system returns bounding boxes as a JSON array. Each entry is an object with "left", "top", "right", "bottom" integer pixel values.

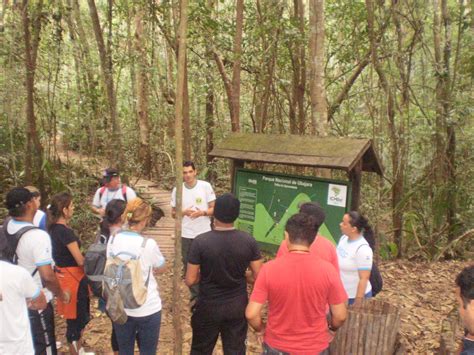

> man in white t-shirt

[
  {"left": 4, "top": 187, "right": 70, "bottom": 355},
  {"left": 0, "top": 259, "right": 47, "bottom": 355},
  {"left": 91, "top": 168, "right": 137, "bottom": 216},
  {"left": 171, "top": 161, "right": 216, "bottom": 299}
]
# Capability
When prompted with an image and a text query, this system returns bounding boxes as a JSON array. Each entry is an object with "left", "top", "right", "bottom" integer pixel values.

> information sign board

[{"left": 233, "top": 169, "right": 351, "bottom": 251}]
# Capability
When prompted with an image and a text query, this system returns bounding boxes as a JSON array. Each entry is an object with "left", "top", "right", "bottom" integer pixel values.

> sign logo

[
  {"left": 327, "top": 184, "right": 347, "bottom": 207},
  {"left": 195, "top": 197, "right": 203, "bottom": 204}
]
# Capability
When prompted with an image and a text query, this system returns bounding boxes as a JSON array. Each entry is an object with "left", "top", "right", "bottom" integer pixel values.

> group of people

[{"left": 0, "top": 162, "right": 473, "bottom": 355}]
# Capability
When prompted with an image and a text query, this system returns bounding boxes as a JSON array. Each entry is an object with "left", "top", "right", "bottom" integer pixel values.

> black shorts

[{"left": 29, "top": 302, "right": 57, "bottom": 355}]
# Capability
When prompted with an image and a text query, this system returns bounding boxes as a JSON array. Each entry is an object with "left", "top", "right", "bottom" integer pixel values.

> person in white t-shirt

[
  {"left": 0, "top": 260, "right": 47, "bottom": 355},
  {"left": 25, "top": 186, "right": 47, "bottom": 231},
  {"left": 4, "top": 187, "right": 70, "bottom": 355},
  {"left": 170, "top": 161, "right": 216, "bottom": 299},
  {"left": 91, "top": 168, "right": 137, "bottom": 217},
  {"left": 337, "top": 211, "right": 375, "bottom": 306},
  {"left": 106, "top": 198, "right": 166, "bottom": 354}
]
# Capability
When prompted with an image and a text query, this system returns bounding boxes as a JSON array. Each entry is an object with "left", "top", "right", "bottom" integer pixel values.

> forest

[{"left": 1, "top": 0, "right": 472, "bottom": 259}]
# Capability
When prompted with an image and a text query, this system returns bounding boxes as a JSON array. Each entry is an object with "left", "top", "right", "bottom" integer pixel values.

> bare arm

[
  {"left": 28, "top": 290, "right": 47, "bottom": 310},
  {"left": 91, "top": 205, "right": 105, "bottom": 217},
  {"left": 185, "top": 263, "right": 200, "bottom": 287},
  {"left": 206, "top": 200, "right": 215, "bottom": 217},
  {"left": 329, "top": 302, "right": 348, "bottom": 329},
  {"left": 66, "top": 241, "right": 84, "bottom": 266},
  {"left": 246, "top": 301, "right": 265, "bottom": 332},
  {"left": 189, "top": 200, "right": 216, "bottom": 219},
  {"left": 38, "top": 265, "right": 69, "bottom": 303},
  {"left": 354, "top": 269, "right": 371, "bottom": 304},
  {"left": 246, "top": 259, "right": 263, "bottom": 284}
]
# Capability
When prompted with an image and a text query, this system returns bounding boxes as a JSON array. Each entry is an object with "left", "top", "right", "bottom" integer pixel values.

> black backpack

[
  {"left": 356, "top": 243, "right": 383, "bottom": 297},
  {"left": 370, "top": 262, "right": 383, "bottom": 296},
  {"left": 84, "top": 233, "right": 108, "bottom": 297},
  {"left": 0, "top": 217, "right": 39, "bottom": 265}
]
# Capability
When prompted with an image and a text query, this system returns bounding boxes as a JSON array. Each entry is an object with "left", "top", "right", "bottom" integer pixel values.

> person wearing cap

[
  {"left": 4, "top": 187, "right": 70, "bottom": 355},
  {"left": 91, "top": 168, "right": 137, "bottom": 217},
  {"left": 185, "top": 193, "right": 262, "bottom": 354},
  {"left": 276, "top": 202, "right": 339, "bottom": 272},
  {"left": 171, "top": 161, "right": 216, "bottom": 299},
  {"left": 25, "top": 185, "right": 47, "bottom": 231}
]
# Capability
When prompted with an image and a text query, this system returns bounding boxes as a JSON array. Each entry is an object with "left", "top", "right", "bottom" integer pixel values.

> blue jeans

[
  {"left": 113, "top": 310, "right": 161, "bottom": 355},
  {"left": 348, "top": 290, "right": 373, "bottom": 305}
]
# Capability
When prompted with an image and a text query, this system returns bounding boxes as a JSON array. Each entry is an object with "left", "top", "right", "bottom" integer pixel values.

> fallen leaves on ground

[{"left": 55, "top": 260, "right": 471, "bottom": 354}]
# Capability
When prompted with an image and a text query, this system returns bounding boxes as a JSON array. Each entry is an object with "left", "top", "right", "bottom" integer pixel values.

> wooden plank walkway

[{"left": 56, "top": 148, "right": 183, "bottom": 351}]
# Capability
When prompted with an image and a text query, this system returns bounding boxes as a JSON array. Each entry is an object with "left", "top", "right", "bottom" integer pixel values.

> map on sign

[{"left": 234, "top": 169, "right": 351, "bottom": 251}]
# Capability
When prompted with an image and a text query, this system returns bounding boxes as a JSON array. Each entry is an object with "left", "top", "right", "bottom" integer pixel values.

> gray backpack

[{"left": 102, "top": 234, "right": 151, "bottom": 324}]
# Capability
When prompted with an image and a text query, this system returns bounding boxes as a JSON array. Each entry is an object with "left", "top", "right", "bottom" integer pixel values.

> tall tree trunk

[
  {"left": 134, "top": 7, "right": 152, "bottom": 177},
  {"left": 87, "top": 0, "right": 123, "bottom": 167},
  {"left": 70, "top": 0, "right": 99, "bottom": 153},
  {"left": 212, "top": 0, "right": 244, "bottom": 133},
  {"left": 230, "top": 0, "right": 244, "bottom": 132},
  {"left": 183, "top": 63, "right": 192, "bottom": 160},
  {"left": 293, "top": 0, "right": 306, "bottom": 134},
  {"left": 21, "top": 0, "right": 45, "bottom": 194},
  {"left": 254, "top": 0, "right": 282, "bottom": 133},
  {"left": 433, "top": 0, "right": 456, "bottom": 240},
  {"left": 309, "top": 0, "right": 328, "bottom": 136},
  {"left": 366, "top": 0, "right": 403, "bottom": 257},
  {"left": 173, "top": 0, "right": 189, "bottom": 351}
]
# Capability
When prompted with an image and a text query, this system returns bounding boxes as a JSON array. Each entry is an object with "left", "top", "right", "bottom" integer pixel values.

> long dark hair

[
  {"left": 105, "top": 199, "right": 127, "bottom": 225},
  {"left": 48, "top": 192, "right": 73, "bottom": 227},
  {"left": 347, "top": 211, "right": 375, "bottom": 250}
]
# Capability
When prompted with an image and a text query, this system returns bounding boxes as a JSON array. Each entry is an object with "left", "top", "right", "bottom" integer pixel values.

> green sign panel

[{"left": 233, "top": 169, "right": 351, "bottom": 251}]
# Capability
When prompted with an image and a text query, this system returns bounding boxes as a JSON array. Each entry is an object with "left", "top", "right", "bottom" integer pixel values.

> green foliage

[{"left": 1, "top": 0, "right": 472, "bottom": 260}]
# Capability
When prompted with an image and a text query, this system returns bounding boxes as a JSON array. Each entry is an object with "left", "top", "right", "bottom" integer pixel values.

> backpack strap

[
  {"left": 3, "top": 220, "right": 39, "bottom": 274},
  {"left": 121, "top": 185, "right": 128, "bottom": 202},
  {"left": 139, "top": 237, "right": 152, "bottom": 287},
  {"left": 98, "top": 186, "right": 107, "bottom": 200}
]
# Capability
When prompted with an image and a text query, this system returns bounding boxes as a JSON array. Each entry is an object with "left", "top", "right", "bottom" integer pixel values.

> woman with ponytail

[
  {"left": 337, "top": 211, "right": 375, "bottom": 306},
  {"left": 106, "top": 198, "right": 165, "bottom": 354},
  {"left": 48, "top": 192, "right": 90, "bottom": 354}
]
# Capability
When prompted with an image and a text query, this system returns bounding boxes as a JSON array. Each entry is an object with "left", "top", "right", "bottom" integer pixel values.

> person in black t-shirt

[
  {"left": 186, "top": 193, "right": 263, "bottom": 354},
  {"left": 48, "top": 192, "right": 90, "bottom": 355}
]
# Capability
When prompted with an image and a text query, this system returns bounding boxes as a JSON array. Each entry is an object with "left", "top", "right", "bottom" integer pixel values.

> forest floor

[{"left": 55, "top": 259, "right": 470, "bottom": 354}]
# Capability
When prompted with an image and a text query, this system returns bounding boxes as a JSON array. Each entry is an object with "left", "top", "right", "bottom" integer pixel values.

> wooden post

[
  {"left": 349, "top": 159, "right": 362, "bottom": 211},
  {"left": 330, "top": 299, "right": 401, "bottom": 355},
  {"left": 439, "top": 307, "right": 463, "bottom": 354},
  {"left": 172, "top": 0, "right": 188, "bottom": 352},
  {"left": 230, "top": 159, "right": 244, "bottom": 194}
]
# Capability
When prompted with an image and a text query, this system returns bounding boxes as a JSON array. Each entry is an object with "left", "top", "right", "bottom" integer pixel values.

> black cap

[
  {"left": 6, "top": 187, "right": 34, "bottom": 210},
  {"left": 103, "top": 168, "right": 120, "bottom": 179},
  {"left": 214, "top": 193, "right": 240, "bottom": 223}
]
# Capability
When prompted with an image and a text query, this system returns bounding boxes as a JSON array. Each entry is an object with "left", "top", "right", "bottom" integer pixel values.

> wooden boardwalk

[{"left": 56, "top": 149, "right": 185, "bottom": 351}]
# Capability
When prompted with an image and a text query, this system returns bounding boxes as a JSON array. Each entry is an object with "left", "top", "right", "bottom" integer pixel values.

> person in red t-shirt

[
  {"left": 276, "top": 202, "right": 339, "bottom": 272},
  {"left": 246, "top": 213, "right": 348, "bottom": 354}
]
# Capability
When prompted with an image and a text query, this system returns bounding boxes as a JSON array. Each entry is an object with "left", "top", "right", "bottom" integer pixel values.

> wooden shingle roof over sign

[{"left": 209, "top": 133, "right": 383, "bottom": 175}]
